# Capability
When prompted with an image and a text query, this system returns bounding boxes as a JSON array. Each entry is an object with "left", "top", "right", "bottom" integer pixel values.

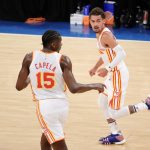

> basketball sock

[
  {"left": 134, "top": 102, "right": 148, "bottom": 112},
  {"left": 108, "top": 121, "right": 120, "bottom": 134}
]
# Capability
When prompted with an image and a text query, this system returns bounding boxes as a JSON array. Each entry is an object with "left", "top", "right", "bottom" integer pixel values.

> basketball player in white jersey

[
  {"left": 16, "top": 30, "right": 105, "bottom": 150},
  {"left": 89, "top": 7, "right": 150, "bottom": 145}
]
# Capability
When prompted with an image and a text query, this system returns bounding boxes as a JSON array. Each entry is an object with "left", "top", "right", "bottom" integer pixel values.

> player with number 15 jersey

[{"left": 29, "top": 50, "right": 67, "bottom": 100}]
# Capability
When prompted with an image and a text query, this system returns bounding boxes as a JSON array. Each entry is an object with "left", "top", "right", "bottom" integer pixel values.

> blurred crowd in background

[
  {"left": 0, "top": 0, "right": 150, "bottom": 29},
  {"left": 80, "top": 0, "right": 150, "bottom": 29}
]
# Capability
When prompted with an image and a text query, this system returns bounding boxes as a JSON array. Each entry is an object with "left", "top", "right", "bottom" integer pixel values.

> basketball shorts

[
  {"left": 103, "top": 68, "right": 129, "bottom": 110},
  {"left": 36, "top": 98, "right": 69, "bottom": 144}
]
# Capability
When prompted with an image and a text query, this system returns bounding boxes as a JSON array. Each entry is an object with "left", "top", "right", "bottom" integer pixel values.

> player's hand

[
  {"left": 89, "top": 67, "right": 97, "bottom": 76},
  {"left": 97, "top": 68, "right": 108, "bottom": 77},
  {"left": 94, "top": 83, "right": 106, "bottom": 93}
]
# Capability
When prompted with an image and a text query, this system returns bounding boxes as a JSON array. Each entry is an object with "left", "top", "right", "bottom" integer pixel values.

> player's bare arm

[
  {"left": 60, "top": 55, "right": 105, "bottom": 93},
  {"left": 16, "top": 53, "right": 32, "bottom": 91},
  {"left": 101, "top": 31, "right": 118, "bottom": 49}
]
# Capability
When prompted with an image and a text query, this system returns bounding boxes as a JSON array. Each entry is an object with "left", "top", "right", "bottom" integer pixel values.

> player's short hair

[
  {"left": 89, "top": 7, "right": 105, "bottom": 19},
  {"left": 42, "top": 30, "right": 61, "bottom": 48}
]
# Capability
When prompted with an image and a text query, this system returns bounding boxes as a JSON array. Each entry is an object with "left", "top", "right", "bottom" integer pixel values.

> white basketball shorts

[
  {"left": 104, "top": 68, "right": 129, "bottom": 110},
  {"left": 36, "top": 98, "right": 69, "bottom": 144}
]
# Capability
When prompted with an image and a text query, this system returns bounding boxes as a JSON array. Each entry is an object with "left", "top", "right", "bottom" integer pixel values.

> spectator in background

[
  {"left": 79, "top": 0, "right": 150, "bottom": 29},
  {"left": 114, "top": 0, "right": 150, "bottom": 28}
]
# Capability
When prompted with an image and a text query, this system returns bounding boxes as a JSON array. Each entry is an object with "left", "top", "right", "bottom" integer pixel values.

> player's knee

[{"left": 108, "top": 108, "right": 120, "bottom": 119}]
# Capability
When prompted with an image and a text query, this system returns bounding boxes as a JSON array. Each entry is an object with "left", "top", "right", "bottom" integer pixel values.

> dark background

[
  {"left": 0, "top": 0, "right": 78, "bottom": 21},
  {"left": 0, "top": 0, "right": 149, "bottom": 22}
]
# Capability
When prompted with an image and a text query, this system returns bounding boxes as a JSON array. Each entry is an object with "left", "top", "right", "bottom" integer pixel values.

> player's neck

[{"left": 42, "top": 48, "right": 56, "bottom": 53}]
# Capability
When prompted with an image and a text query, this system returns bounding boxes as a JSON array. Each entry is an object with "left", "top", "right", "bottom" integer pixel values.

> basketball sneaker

[
  {"left": 99, "top": 133, "right": 126, "bottom": 145},
  {"left": 145, "top": 96, "right": 150, "bottom": 110}
]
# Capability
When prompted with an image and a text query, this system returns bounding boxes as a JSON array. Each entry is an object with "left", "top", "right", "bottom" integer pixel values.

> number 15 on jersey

[{"left": 36, "top": 72, "right": 55, "bottom": 89}]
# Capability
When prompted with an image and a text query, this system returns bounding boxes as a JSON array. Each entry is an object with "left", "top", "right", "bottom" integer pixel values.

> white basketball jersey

[
  {"left": 97, "top": 27, "right": 127, "bottom": 71},
  {"left": 29, "top": 50, "right": 67, "bottom": 100},
  {"left": 97, "top": 28, "right": 129, "bottom": 110}
]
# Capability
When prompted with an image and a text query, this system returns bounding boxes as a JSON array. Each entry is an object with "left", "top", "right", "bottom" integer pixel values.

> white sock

[
  {"left": 134, "top": 102, "right": 148, "bottom": 112},
  {"left": 108, "top": 122, "right": 120, "bottom": 134}
]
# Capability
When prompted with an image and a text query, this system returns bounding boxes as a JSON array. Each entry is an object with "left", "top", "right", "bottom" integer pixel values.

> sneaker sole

[
  {"left": 99, "top": 139, "right": 126, "bottom": 145},
  {"left": 114, "top": 139, "right": 126, "bottom": 145}
]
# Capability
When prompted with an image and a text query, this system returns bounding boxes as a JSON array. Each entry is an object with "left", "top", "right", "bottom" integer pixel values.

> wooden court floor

[{"left": 0, "top": 34, "right": 150, "bottom": 150}]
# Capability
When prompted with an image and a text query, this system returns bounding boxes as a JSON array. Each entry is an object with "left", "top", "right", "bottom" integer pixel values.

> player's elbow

[
  {"left": 122, "top": 50, "right": 126, "bottom": 58},
  {"left": 69, "top": 84, "right": 79, "bottom": 93},
  {"left": 69, "top": 87, "right": 78, "bottom": 93},
  {"left": 118, "top": 49, "right": 126, "bottom": 60},
  {"left": 16, "top": 86, "right": 21, "bottom": 91},
  {"left": 123, "top": 49, "right": 126, "bottom": 56},
  {"left": 16, "top": 84, "right": 23, "bottom": 91}
]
